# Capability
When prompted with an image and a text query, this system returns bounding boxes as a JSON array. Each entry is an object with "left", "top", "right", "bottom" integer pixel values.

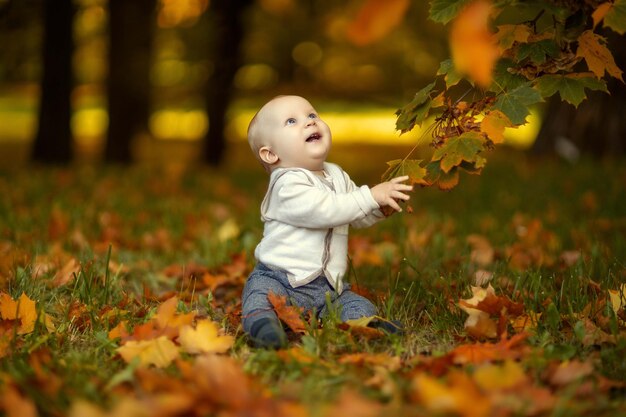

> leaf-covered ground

[{"left": 1, "top": 149, "right": 625, "bottom": 417}]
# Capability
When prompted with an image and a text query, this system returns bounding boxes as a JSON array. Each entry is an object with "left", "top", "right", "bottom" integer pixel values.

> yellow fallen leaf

[
  {"left": 412, "top": 372, "right": 491, "bottom": 417},
  {"left": 0, "top": 292, "right": 38, "bottom": 335},
  {"left": 117, "top": 336, "right": 179, "bottom": 368},
  {"left": 178, "top": 320, "right": 234, "bottom": 354},
  {"left": 608, "top": 283, "right": 625, "bottom": 313},
  {"left": 473, "top": 360, "right": 527, "bottom": 391},
  {"left": 154, "top": 296, "right": 196, "bottom": 331},
  {"left": 217, "top": 218, "right": 240, "bottom": 242}
]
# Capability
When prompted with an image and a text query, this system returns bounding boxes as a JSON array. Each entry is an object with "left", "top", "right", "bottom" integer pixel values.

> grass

[{"left": 0, "top": 145, "right": 625, "bottom": 416}]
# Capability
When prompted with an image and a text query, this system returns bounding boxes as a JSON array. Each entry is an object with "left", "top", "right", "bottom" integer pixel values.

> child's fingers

[
  {"left": 387, "top": 198, "right": 403, "bottom": 212},
  {"left": 393, "top": 191, "right": 410, "bottom": 201},
  {"left": 390, "top": 175, "right": 409, "bottom": 183}
]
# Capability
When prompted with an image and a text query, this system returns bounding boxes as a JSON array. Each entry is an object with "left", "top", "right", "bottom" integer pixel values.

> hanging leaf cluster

[{"left": 385, "top": 0, "right": 625, "bottom": 191}]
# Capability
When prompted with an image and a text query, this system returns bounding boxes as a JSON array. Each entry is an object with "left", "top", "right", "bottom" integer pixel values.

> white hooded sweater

[{"left": 254, "top": 162, "right": 384, "bottom": 293}]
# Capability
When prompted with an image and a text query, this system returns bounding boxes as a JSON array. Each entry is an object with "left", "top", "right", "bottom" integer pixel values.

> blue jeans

[{"left": 241, "top": 263, "right": 377, "bottom": 333}]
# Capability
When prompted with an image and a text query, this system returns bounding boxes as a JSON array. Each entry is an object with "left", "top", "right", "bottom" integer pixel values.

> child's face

[{"left": 260, "top": 96, "right": 331, "bottom": 172}]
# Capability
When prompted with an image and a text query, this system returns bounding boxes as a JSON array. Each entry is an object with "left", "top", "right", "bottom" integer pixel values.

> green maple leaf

[
  {"left": 396, "top": 81, "right": 437, "bottom": 133},
  {"left": 605, "top": 0, "right": 626, "bottom": 35},
  {"left": 492, "top": 83, "right": 543, "bottom": 125},
  {"left": 429, "top": 0, "right": 471, "bottom": 24},
  {"left": 437, "top": 59, "right": 463, "bottom": 87},
  {"left": 382, "top": 159, "right": 428, "bottom": 185},
  {"left": 424, "top": 162, "right": 460, "bottom": 190},
  {"left": 516, "top": 39, "right": 560, "bottom": 64},
  {"left": 490, "top": 59, "right": 528, "bottom": 93},
  {"left": 432, "top": 132, "right": 486, "bottom": 173},
  {"left": 535, "top": 74, "right": 608, "bottom": 107}
]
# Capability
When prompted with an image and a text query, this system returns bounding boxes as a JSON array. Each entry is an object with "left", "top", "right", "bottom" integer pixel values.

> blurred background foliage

[{"left": 0, "top": 0, "right": 620, "bottom": 167}]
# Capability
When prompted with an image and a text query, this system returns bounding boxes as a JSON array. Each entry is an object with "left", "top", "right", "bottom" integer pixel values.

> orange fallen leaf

[
  {"left": 117, "top": 335, "right": 179, "bottom": 368},
  {"left": 449, "top": 332, "right": 531, "bottom": 365},
  {"left": 178, "top": 320, "right": 234, "bottom": 354},
  {"left": 0, "top": 382, "right": 38, "bottom": 417},
  {"left": 108, "top": 320, "right": 130, "bottom": 340},
  {"left": 52, "top": 258, "right": 81, "bottom": 287},
  {"left": 267, "top": 291, "right": 307, "bottom": 334}
]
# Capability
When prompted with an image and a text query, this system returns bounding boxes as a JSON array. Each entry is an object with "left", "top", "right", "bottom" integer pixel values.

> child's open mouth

[{"left": 306, "top": 133, "right": 321, "bottom": 142}]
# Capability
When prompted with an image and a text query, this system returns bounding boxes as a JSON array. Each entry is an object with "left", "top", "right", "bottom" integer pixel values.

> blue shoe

[
  {"left": 369, "top": 319, "right": 404, "bottom": 335},
  {"left": 249, "top": 317, "right": 287, "bottom": 349}
]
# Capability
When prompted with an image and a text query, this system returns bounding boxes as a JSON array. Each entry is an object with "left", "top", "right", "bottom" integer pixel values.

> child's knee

[{"left": 338, "top": 293, "right": 377, "bottom": 321}]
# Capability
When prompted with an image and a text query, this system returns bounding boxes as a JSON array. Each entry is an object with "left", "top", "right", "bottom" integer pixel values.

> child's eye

[
  {"left": 286, "top": 118, "right": 296, "bottom": 125},
  {"left": 308, "top": 113, "right": 317, "bottom": 119}
]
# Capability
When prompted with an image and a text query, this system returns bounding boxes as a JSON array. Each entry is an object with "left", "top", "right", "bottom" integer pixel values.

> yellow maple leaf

[
  {"left": 154, "top": 296, "right": 196, "bottom": 330},
  {"left": 576, "top": 30, "right": 624, "bottom": 81},
  {"left": 481, "top": 110, "right": 513, "bottom": 143},
  {"left": 0, "top": 292, "right": 38, "bottom": 335},
  {"left": 450, "top": 0, "right": 501, "bottom": 87},
  {"left": 117, "top": 336, "right": 179, "bottom": 368},
  {"left": 496, "top": 24, "right": 532, "bottom": 50},
  {"left": 178, "top": 320, "right": 234, "bottom": 354},
  {"left": 412, "top": 372, "right": 491, "bottom": 417},
  {"left": 473, "top": 360, "right": 528, "bottom": 391}
]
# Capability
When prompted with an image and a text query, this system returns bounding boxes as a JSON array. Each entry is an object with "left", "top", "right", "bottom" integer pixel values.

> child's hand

[{"left": 371, "top": 175, "right": 413, "bottom": 213}]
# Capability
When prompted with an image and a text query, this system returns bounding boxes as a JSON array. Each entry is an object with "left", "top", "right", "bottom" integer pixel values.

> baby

[{"left": 242, "top": 95, "right": 412, "bottom": 348}]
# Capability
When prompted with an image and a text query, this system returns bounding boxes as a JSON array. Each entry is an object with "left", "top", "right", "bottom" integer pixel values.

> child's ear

[{"left": 259, "top": 146, "right": 279, "bottom": 165}]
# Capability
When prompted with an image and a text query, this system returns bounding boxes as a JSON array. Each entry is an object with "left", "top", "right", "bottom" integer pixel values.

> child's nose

[{"left": 306, "top": 119, "right": 316, "bottom": 127}]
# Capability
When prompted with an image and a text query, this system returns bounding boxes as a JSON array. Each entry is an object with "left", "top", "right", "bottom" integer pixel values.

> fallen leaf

[
  {"left": 178, "top": 320, "right": 234, "bottom": 354},
  {"left": 268, "top": 291, "right": 307, "bottom": 334},
  {"left": 52, "top": 258, "right": 81, "bottom": 287},
  {"left": 217, "top": 218, "right": 240, "bottom": 242},
  {"left": 548, "top": 360, "right": 594, "bottom": 387},
  {"left": 1, "top": 383, "right": 38, "bottom": 417},
  {"left": 412, "top": 371, "right": 491, "bottom": 417},
  {"left": 108, "top": 320, "right": 130, "bottom": 340},
  {"left": 0, "top": 292, "right": 38, "bottom": 335},
  {"left": 153, "top": 296, "right": 196, "bottom": 334},
  {"left": 449, "top": 332, "right": 531, "bottom": 364},
  {"left": 472, "top": 360, "right": 528, "bottom": 391},
  {"left": 117, "top": 336, "right": 180, "bottom": 368}
]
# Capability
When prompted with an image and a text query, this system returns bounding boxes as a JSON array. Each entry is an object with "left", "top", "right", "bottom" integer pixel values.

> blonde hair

[{"left": 247, "top": 96, "right": 287, "bottom": 173}]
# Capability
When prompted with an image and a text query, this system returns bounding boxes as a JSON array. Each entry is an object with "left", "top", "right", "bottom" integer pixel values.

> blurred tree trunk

[
  {"left": 202, "top": 0, "right": 252, "bottom": 166},
  {"left": 105, "top": 0, "right": 156, "bottom": 163},
  {"left": 532, "top": 31, "right": 626, "bottom": 157},
  {"left": 32, "top": 0, "right": 74, "bottom": 164}
]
